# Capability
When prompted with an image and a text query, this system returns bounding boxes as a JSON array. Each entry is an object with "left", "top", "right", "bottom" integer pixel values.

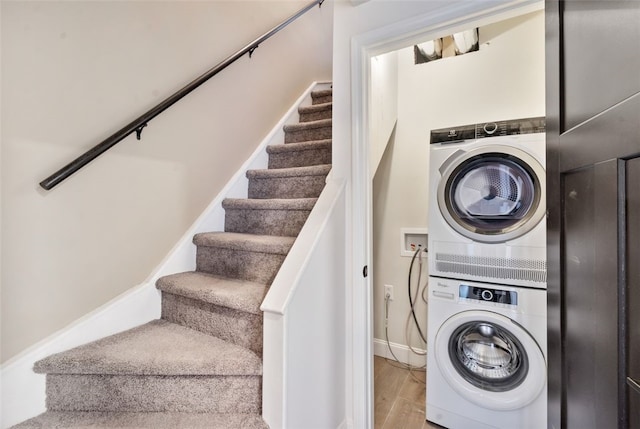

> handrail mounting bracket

[{"left": 135, "top": 123, "right": 148, "bottom": 140}]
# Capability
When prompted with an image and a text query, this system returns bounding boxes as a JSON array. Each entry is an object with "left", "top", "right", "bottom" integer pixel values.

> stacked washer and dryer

[{"left": 425, "top": 118, "right": 547, "bottom": 429}]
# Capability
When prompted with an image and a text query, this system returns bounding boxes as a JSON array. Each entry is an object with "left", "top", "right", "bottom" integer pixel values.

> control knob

[
  {"left": 481, "top": 289, "right": 494, "bottom": 301},
  {"left": 483, "top": 122, "right": 498, "bottom": 135}
]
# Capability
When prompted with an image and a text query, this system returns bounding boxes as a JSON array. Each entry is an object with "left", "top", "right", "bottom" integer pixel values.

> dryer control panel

[
  {"left": 430, "top": 117, "right": 546, "bottom": 144},
  {"left": 459, "top": 284, "right": 518, "bottom": 306}
]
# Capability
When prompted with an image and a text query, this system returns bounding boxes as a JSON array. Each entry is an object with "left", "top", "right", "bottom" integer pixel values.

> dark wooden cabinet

[
  {"left": 562, "top": 162, "right": 620, "bottom": 429},
  {"left": 628, "top": 158, "right": 640, "bottom": 429},
  {"left": 546, "top": 1, "right": 640, "bottom": 428}
]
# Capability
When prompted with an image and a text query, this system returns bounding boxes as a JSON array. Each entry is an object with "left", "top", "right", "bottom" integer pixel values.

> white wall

[
  {"left": 372, "top": 10, "right": 545, "bottom": 355},
  {"left": 369, "top": 51, "right": 398, "bottom": 176},
  {"left": 260, "top": 177, "right": 346, "bottom": 429},
  {"left": 0, "top": 0, "right": 332, "bottom": 363}
]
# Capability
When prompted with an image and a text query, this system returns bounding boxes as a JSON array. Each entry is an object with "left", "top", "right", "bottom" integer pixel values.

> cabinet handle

[{"left": 627, "top": 377, "right": 640, "bottom": 395}]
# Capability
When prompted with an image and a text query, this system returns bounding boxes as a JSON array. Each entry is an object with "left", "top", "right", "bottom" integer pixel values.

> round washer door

[
  {"left": 434, "top": 310, "right": 546, "bottom": 411},
  {"left": 437, "top": 145, "right": 545, "bottom": 243}
]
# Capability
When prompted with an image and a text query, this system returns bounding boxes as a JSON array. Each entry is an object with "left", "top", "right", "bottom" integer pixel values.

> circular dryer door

[
  {"left": 437, "top": 146, "right": 545, "bottom": 243},
  {"left": 434, "top": 310, "right": 546, "bottom": 411}
]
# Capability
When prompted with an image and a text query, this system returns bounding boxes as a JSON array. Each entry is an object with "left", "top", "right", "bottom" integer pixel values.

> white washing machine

[
  {"left": 428, "top": 118, "right": 547, "bottom": 288},
  {"left": 426, "top": 277, "right": 547, "bottom": 429}
]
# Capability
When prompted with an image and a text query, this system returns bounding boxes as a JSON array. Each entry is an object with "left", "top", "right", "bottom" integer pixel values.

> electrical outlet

[{"left": 385, "top": 284, "right": 394, "bottom": 301}]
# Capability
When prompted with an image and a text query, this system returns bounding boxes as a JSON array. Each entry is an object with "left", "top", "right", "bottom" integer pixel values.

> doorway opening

[{"left": 350, "top": 2, "right": 546, "bottom": 427}]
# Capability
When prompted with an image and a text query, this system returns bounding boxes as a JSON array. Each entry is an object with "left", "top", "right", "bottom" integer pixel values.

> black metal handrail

[{"left": 40, "top": 0, "right": 324, "bottom": 191}]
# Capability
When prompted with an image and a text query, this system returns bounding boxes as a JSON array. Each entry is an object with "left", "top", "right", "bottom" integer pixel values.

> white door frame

[{"left": 348, "top": 1, "right": 544, "bottom": 427}]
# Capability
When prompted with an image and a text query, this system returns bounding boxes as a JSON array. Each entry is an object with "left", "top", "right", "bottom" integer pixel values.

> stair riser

[
  {"left": 284, "top": 125, "right": 332, "bottom": 143},
  {"left": 224, "top": 208, "right": 311, "bottom": 237},
  {"left": 248, "top": 175, "right": 327, "bottom": 199},
  {"left": 196, "top": 247, "right": 286, "bottom": 285},
  {"left": 45, "top": 374, "right": 261, "bottom": 413},
  {"left": 161, "top": 293, "right": 263, "bottom": 355},
  {"left": 299, "top": 108, "right": 332, "bottom": 122},
  {"left": 13, "top": 411, "right": 269, "bottom": 429},
  {"left": 268, "top": 147, "right": 332, "bottom": 169},
  {"left": 312, "top": 95, "right": 332, "bottom": 105}
]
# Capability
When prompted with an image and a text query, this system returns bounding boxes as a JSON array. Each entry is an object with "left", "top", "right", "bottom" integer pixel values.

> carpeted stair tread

[
  {"left": 311, "top": 88, "right": 332, "bottom": 98},
  {"left": 33, "top": 320, "right": 261, "bottom": 376},
  {"left": 43, "top": 374, "right": 261, "bottom": 413},
  {"left": 160, "top": 292, "right": 264, "bottom": 355},
  {"left": 298, "top": 102, "right": 332, "bottom": 122},
  {"left": 223, "top": 198, "right": 316, "bottom": 237},
  {"left": 11, "top": 411, "right": 268, "bottom": 429},
  {"left": 267, "top": 140, "right": 332, "bottom": 169},
  {"left": 298, "top": 102, "right": 332, "bottom": 115},
  {"left": 247, "top": 165, "right": 330, "bottom": 199},
  {"left": 194, "top": 233, "right": 293, "bottom": 284},
  {"left": 267, "top": 139, "right": 331, "bottom": 152},
  {"left": 310, "top": 89, "right": 332, "bottom": 104},
  {"left": 284, "top": 118, "right": 331, "bottom": 143},
  {"left": 193, "top": 231, "right": 295, "bottom": 255},
  {"left": 156, "top": 272, "right": 267, "bottom": 315},
  {"left": 283, "top": 118, "right": 331, "bottom": 133},
  {"left": 222, "top": 197, "right": 317, "bottom": 211},
  {"left": 247, "top": 164, "right": 331, "bottom": 179}
]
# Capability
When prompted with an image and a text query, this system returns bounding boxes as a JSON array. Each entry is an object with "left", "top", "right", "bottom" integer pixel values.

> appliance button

[
  {"left": 481, "top": 290, "right": 494, "bottom": 301},
  {"left": 483, "top": 122, "right": 498, "bottom": 134},
  {"left": 433, "top": 291, "right": 455, "bottom": 300}
]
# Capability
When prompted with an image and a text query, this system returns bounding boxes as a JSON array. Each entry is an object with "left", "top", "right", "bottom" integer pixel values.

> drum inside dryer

[
  {"left": 448, "top": 154, "right": 538, "bottom": 233},
  {"left": 437, "top": 148, "right": 545, "bottom": 243}
]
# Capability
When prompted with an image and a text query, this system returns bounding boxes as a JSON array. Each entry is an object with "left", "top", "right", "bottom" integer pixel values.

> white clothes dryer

[
  {"left": 428, "top": 118, "right": 547, "bottom": 288},
  {"left": 426, "top": 277, "right": 547, "bottom": 429}
]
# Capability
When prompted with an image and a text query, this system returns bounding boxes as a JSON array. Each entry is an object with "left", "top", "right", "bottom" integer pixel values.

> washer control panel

[
  {"left": 459, "top": 284, "right": 518, "bottom": 306},
  {"left": 430, "top": 116, "right": 546, "bottom": 144}
]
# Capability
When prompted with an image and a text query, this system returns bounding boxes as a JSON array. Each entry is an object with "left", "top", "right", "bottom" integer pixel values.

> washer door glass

[
  {"left": 434, "top": 310, "right": 547, "bottom": 411},
  {"left": 449, "top": 321, "right": 528, "bottom": 392},
  {"left": 447, "top": 155, "right": 538, "bottom": 234}
]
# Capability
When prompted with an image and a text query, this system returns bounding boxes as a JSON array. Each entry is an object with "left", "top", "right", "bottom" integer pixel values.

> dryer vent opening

[{"left": 435, "top": 253, "right": 547, "bottom": 284}]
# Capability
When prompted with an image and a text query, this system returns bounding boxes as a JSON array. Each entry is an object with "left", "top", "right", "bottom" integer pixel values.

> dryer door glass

[
  {"left": 446, "top": 155, "right": 539, "bottom": 235},
  {"left": 448, "top": 321, "right": 529, "bottom": 392}
]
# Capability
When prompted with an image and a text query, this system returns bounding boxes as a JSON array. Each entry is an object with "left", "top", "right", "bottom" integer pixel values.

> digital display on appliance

[
  {"left": 430, "top": 116, "right": 545, "bottom": 144},
  {"left": 459, "top": 284, "right": 517, "bottom": 305},
  {"left": 430, "top": 124, "right": 476, "bottom": 144},
  {"left": 507, "top": 117, "right": 546, "bottom": 135}
]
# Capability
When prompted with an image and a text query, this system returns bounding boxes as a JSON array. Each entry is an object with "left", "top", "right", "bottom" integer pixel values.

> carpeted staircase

[{"left": 12, "top": 87, "right": 332, "bottom": 429}]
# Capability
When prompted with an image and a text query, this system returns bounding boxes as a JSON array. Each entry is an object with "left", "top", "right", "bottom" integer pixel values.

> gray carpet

[
  {"left": 11, "top": 411, "right": 269, "bottom": 429},
  {"left": 12, "top": 87, "right": 332, "bottom": 428},
  {"left": 267, "top": 139, "right": 331, "bottom": 169}
]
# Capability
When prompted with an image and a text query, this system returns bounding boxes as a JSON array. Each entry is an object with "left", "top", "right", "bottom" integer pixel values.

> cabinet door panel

[
  {"left": 627, "top": 157, "right": 640, "bottom": 429},
  {"left": 561, "top": 1, "right": 640, "bottom": 132},
  {"left": 562, "top": 160, "right": 619, "bottom": 429}
]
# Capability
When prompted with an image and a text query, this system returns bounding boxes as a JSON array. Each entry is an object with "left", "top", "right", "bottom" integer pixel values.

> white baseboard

[
  {"left": 373, "top": 338, "right": 427, "bottom": 368},
  {"left": 337, "top": 418, "right": 353, "bottom": 429},
  {"left": 0, "top": 81, "right": 326, "bottom": 429},
  {"left": 0, "top": 283, "right": 160, "bottom": 429}
]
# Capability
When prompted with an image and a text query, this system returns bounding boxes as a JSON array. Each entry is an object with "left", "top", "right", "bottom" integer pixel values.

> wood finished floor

[{"left": 374, "top": 355, "right": 443, "bottom": 429}]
